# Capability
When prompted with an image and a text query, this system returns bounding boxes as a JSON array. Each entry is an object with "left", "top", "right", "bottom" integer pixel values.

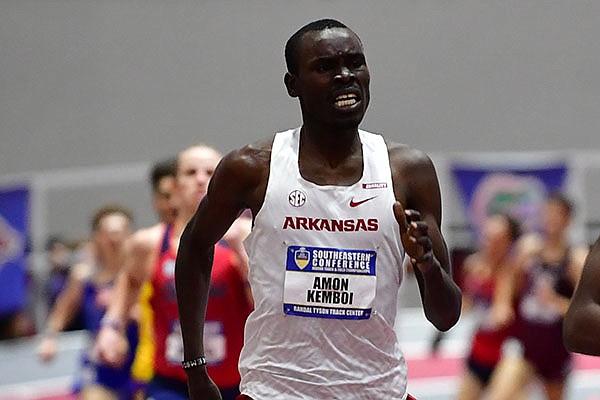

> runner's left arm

[{"left": 391, "top": 146, "right": 461, "bottom": 331}]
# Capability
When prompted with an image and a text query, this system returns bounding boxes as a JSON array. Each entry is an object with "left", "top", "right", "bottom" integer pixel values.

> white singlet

[{"left": 240, "top": 128, "right": 408, "bottom": 399}]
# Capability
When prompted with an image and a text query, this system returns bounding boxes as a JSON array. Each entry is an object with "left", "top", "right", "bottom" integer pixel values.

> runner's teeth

[{"left": 335, "top": 98, "right": 357, "bottom": 107}]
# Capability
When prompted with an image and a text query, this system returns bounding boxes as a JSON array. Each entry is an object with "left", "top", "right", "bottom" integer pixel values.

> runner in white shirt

[{"left": 175, "top": 18, "right": 462, "bottom": 400}]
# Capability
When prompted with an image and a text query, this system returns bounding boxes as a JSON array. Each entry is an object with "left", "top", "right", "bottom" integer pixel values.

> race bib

[
  {"left": 204, "top": 321, "right": 226, "bottom": 365},
  {"left": 165, "top": 322, "right": 183, "bottom": 364},
  {"left": 283, "top": 245, "right": 377, "bottom": 320},
  {"left": 165, "top": 320, "right": 226, "bottom": 365}
]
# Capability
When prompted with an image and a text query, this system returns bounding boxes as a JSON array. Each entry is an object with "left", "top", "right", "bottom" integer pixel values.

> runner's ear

[{"left": 284, "top": 73, "right": 299, "bottom": 97}]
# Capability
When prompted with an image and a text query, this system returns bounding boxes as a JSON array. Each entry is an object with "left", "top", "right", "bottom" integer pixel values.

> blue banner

[
  {"left": 451, "top": 161, "right": 568, "bottom": 240},
  {"left": 0, "top": 186, "right": 29, "bottom": 315}
]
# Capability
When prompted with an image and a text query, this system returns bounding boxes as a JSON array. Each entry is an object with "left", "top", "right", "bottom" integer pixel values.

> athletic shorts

[
  {"left": 236, "top": 393, "right": 417, "bottom": 399},
  {"left": 466, "top": 355, "right": 496, "bottom": 385},
  {"left": 76, "top": 323, "right": 139, "bottom": 398},
  {"left": 525, "top": 351, "right": 573, "bottom": 382},
  {"left": 77, "top": 358, "right": 135, "bottom": 398},
  {"left": 514, "top": 320, "right": 572, "bottom": 382}
]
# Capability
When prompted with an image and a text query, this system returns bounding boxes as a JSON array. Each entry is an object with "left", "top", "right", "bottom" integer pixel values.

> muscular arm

[
  {"left": 175, "top": 144, "right": 267, "bottom": 397},
  {"left": 390, "top": 146, "right": 461, "bottom": 331},
  {"left": 564, "top": 236, "right": 600, "bottom": 355}
]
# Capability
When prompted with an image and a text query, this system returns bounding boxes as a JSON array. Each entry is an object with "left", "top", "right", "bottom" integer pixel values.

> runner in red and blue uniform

[{"left": 96, "top": 146, "right": 252, "bottom": 400}]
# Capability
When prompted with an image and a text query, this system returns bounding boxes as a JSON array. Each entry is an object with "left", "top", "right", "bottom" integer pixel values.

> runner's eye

[
  {"left": 349, "top": 55, "right": 365, "bottom": 69},
  {"left": 316, "top": 60, "right": 335, "bottom": 72}
]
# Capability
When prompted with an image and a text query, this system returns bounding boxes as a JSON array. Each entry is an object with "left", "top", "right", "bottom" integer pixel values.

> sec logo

[{"left": 288, "top": 190, "right": 307, "bottom": 207}]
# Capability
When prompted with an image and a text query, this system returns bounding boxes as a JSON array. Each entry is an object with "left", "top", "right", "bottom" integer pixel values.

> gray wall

[
  {"left": 1, "top": 0, "right": 599, "bottom": 249},
  {"left": 2, "top": 0, "right": 599, "bottom": 177}
]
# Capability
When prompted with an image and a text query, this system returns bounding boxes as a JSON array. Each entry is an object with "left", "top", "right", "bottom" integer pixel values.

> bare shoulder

[
  {"left": 386, "top": 141, "right": 435, "bottom": 173},
  {"left": 130, "top": 223, "right": 164, "bottom": 254},
  {"left": 385, "top": 141, "right": 439, "bottom": 209},
  {"left": 211, "top": 136, "right": 274, "bottom": 212},
  {"left": 71, "top": 262, "right": 93, "bottom": 282},
  {"left": 218, "top": 137, "right": 274, "bottom": 183},
  {"left": 570, "top": 244, "right": 590, "bottom": 268}
]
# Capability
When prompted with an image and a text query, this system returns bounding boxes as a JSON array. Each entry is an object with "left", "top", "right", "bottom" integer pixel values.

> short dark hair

[
  {"left": 502, "top": 214, "right": 522, "bottom": 242},
  {"left": 285, "top": 19, "right": 349, "bottom": 74},
  {"left": 150, "top": 157, "right": 177, "bottom": 192},
  {"left": 546, "top": 191, "right": 574, "bottom": 216},
  {"left": 91, "top": 204, "right": 133, "bottom": 232}
]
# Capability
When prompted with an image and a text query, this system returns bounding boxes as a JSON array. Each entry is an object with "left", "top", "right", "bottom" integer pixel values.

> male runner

[{"left": 175, "top": 19, "right": 461, "bottom": 400}]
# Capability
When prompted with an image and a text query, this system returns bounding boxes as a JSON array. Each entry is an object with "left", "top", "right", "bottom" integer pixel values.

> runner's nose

[{"left": 335, "top": 66, "right": 354, "bottom": 82}]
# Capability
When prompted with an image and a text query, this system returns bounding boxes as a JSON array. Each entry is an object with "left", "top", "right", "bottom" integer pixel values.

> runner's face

[
  {"left": 175, "top": 147, "right": 221, "bottom": 212},
  {"left": 481, "top": 216, "right": 512, "bottom": 259},
  {"left": 93, "top": 213, "right": 131, "bottom": 259},
  {"left": 48, "top": 242, "right": 70, "bottom": 267},
  {"left": 290, "top": 27, "right": 370, "bottom": 129},
  {"left": 153, "top": 175, "right": 177, "bottom": 224},
  {"left": 542, "top": 200, "right": 570, "bottom": 237}
]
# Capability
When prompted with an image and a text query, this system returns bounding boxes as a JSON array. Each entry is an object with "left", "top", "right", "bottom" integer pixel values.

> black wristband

[{"left": 181, "top": 356, "right": 207, "bottom": 369}]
